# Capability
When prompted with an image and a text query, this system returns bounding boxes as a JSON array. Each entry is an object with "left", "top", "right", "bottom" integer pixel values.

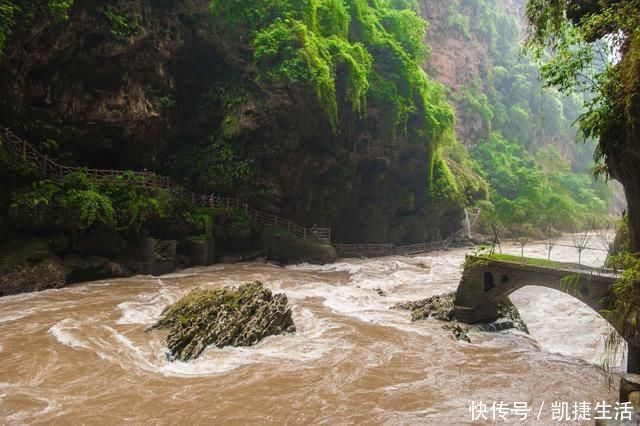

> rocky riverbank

[{"left": 0, "top": 230, "right": 336, "bottom": 297}]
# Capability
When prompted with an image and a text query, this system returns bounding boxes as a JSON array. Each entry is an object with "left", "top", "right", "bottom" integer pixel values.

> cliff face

[
  {"left": 0, "top": 0, "right": 485, "bottom": 244},
  {"left": 422, "top": 0, "right": 490, "bottom": 145},
  {"left": 422, "top": 0, "right": 525, "bottom": 146}
]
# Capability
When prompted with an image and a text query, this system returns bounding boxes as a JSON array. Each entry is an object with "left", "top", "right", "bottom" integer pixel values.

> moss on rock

[
  {"left": 262, "top": 228, "right": 337, "bottom": 265},
  {"left": 151, "top": 281, "right": 296, "bottom": 362},
  {"left": 0, "top": 238, "right": 68, "bottom": 296},
  {"left": 394, "top": 291, "right": 528, "bottom": 342}
]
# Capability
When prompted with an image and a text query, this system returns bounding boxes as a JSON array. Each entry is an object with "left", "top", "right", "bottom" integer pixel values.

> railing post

[{"left": 303, "top": 228, "right": 307, "bottom": 239}]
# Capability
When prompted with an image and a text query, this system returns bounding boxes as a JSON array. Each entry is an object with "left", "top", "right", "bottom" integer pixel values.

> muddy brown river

[{"left": 0, "top": 238, "right": 623, "bottom": 424}]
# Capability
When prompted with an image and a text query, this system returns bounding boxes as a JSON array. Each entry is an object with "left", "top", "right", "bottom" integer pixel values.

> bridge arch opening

[
  {"left": 484, "top": 272, "right": 494, "bottom": 292},
  {"left": 506, "top": 286, "right": 624, "bottom": 365}
]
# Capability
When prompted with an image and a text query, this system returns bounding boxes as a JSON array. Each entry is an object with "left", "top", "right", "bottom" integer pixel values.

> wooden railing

[
  {"left": 2, "top": 125, "right": 464, "bottom": 253},
  {"left": 333, "top": 233, "right": 457, "bottom": 258},
  {"left": 333, "top": 243, "right": 396, "bottom": 257},
  {"left": 0, "top": 126, "right": 331, "bottom": 243}
]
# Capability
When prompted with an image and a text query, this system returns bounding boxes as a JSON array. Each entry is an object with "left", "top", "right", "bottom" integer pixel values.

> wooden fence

[
  {"left": 0, "top": 126, "right": 331, "bottom": 243},
  {"left": 333, "top": 233, "right": 457, "bottom": 258},
  {"left": 2, "top": 125, "right": 462, "bottom": 254}
]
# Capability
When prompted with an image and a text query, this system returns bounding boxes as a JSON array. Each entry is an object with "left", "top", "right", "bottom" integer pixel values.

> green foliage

[
  {"left": 7, "top": 169, "right": 217, "bottom": 241},
  {"left": 602, "top": 255, "right": 640, "bottom": 372},
  {"left": 459, "top": 83, "right": 493, "bottom": 131},
  {"left": 253, "top": 18, "right": 343, "bottom": 128},
  {"left": 211, "top": 0, "right": 454, "bottom": 159},
  {"left": 211, "top": 206, "right": 253, "bottom": 240},
  {"left": 9, "top": 179, "right": 60, "bottom": 228},
  {"left": 524, "top": 0, "right": 640, "bottom": 178},
  {"left": 487, "top": 252, "right": 568, "bottom": 269},
  {"left": 446, "top": 1, "right": 470, "bottom": 39},
  {"left": 184, "top": 207, "right": 215, "bottom": 241},
  {"left": 47, "top": 0, "right": 72, "bottom": 19},
  {"left": 104, "top": 5, "right": 140, "bottom": 41},
  {"left": 60, "top": 176, "right": 116, "bottom": 231},
  {"left": 438, "top": 0, "right": 614, "bottom": 232},
  {"left": 101, "top": 173, "right": 170, "bottom": 235},
  {"left": 472, "top": 133, "right": 607, "bottom": 229},
  {"left": 10, "top": 171, "right": 115, "bottom": 232},
  {"left": 202, "top": 139, "right": 252, "bottom": 191},
  {"left": 429, "top": 151, "right": 459, "bottom": 203},
  {"left": 0, "top": 0, "right": 74, "bottom": 55},
  {"left": 0, "top": 1, "right": 18, "bottom": 54},
  {"left": 146, "top": 85, "right": 175, "bottom": 111}
]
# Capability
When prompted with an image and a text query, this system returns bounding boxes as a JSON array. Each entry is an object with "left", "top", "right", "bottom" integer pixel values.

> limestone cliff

[
  {"left": 0, "top": 0, "right": 487, "bottom": 245},
  {"left": 422, "top": 0, "right": 525, "bottom": 146}
]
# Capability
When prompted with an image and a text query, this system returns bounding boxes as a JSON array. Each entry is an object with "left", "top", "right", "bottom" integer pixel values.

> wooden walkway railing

[
  {"left": 0, "top": 126, "right": 331, "bottom": 243},
  {"left": 333, "top": 233, "right": 457, "bottom": 258},
  {"left": 1, "top": 125, "right": 463, "bottom": 254}
]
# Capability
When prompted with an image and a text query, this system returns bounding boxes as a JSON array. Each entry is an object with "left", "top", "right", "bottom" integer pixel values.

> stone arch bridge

[{"left": 453, "top": 256, "right": 640, "bottom": 374}]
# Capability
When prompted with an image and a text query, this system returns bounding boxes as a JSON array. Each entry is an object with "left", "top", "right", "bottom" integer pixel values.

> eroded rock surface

[
  {"left": 152, "top": 281, "right": 295, "bottom": 361},
  {"left": 394, "top": 292, "right": 528, "bottom": 342}
]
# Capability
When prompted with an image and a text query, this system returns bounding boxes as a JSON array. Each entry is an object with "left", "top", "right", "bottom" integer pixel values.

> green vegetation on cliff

[
  {"left": 445, "top": 0, "right": 612, "bottom": 231},
  {"left": 523, "top": 0, "right": 640, "bottom": 372},
  {"left": 1, "top": 0, "right": 487, "bottom": 247},
  {"left": 0, "top": 0, "right": 617, "bottom": 257},
  {"left": 210, "top": 0, "right": 455, "bottom": 167}
]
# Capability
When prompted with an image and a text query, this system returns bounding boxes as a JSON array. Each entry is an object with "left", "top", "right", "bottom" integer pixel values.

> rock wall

[
  {"left": 0, "top": 0, "right": 485, "bottom": 245},
  {"left": 422, "top": 0, "right": 525, "bottom": 146}
]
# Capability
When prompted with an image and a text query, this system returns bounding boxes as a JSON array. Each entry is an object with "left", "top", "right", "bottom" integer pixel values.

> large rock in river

[
  {"left": 152, "top": 281, "right": 295, "bottom": 362},
  {"left": 394, "top": 292, "right": 528, "bottom": 342}
]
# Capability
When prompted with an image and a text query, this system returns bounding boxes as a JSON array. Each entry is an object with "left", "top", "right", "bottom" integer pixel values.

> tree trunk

[
  {"left": 612, "top": 166, "right": 640, "bottom": 373},
  {"left": 628, "top": 344, "right": 640, "bottom": 374},
  {"left": 623, "top": 176, "right": 640, "bottom": 254}
]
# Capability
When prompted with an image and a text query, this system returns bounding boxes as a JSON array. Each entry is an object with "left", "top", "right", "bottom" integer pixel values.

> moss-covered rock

[
  {"left": 0, "top": 237, "right": 134, "bottom": 296},
  {"left": 262, "top": 228, "right": 337, "bottom": 265},
  {"left": 395, "top": 292, "right": 455, "bottom": 321},
  {"left": 394, "top": 292, "right": 528, "bottom": 342},
  {"left": 0, "top": 238, "right": 68, "bottom": 296},
  {"left": 152, "top": 281, "right": 295, "bottom": 362}
]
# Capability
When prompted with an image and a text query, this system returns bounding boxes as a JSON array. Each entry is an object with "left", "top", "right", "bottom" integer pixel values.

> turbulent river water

[{"left": 0, "top": 237, "right": 623, "bottom": 424}]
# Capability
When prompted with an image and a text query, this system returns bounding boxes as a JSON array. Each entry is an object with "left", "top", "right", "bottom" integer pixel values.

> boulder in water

[
  {"left": 394, "top": 292, "right": 455, "bottom": 321},
  {"left": 152, "top": 281, "right": 296, "bottom": 362},
  {"left": 393, "top": 292, "right": 528, "bottom": 341}
]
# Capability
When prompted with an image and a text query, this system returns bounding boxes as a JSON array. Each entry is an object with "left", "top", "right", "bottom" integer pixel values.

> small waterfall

[{"left": 464, "top": 210, "right": 472, "bottom": 239}]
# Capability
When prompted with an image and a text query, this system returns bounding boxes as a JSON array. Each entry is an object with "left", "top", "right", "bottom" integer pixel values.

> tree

[
  {"left": 544, "top": 224, "right": 558, "bottom": 261},
  {"left": 524, "top": 0, "right": 640, "bottom": 252},
  {"left": 571, "top": 222, "right": 593, "bottom": 265},
  {"left": 525, "top": 0, "right": 640, "bottom": 374},
  {"left": 513, "top": 222, "right": 533, "bottom": 259}
]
